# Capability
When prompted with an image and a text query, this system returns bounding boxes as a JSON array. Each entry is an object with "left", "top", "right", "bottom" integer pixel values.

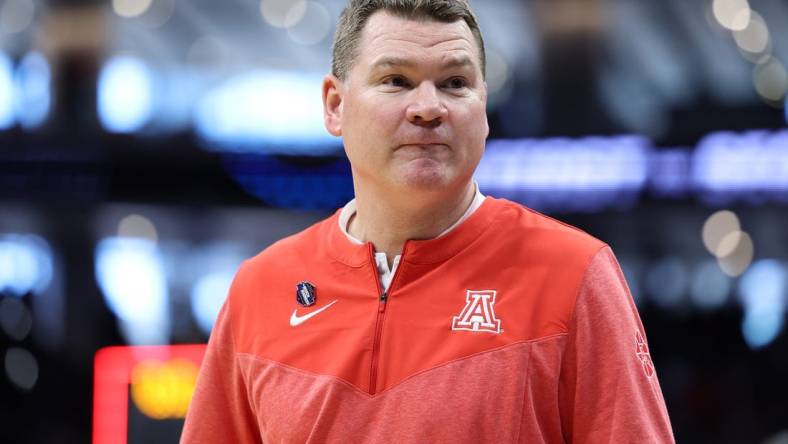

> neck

[{"left": 348, "top": 179, "right": 475, "bottom": 265}]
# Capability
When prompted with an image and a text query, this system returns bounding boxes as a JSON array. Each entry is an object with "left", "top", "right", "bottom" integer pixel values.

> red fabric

[{"left": 181, "top": 198, "right": 674, "bottom": 443}]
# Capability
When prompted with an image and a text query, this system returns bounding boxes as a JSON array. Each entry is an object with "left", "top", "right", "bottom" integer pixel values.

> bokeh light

[
  {"left": 260, "top": 0, "right": 306, "bottom": 28},
  {"left": 717, "top": 231, "right": 754, "bottom": 277},
  {"left": 117, "top": 214, "right": 158, "bottom": 243},
  {"left": 0, "top": 297, "right": 33, "bottom": 341},
  {"left": 286, "top": 1, "right": 331, "bottom": 46},
  {"left": 0, "top": 234, "right": 54, "bottom": 297},
  {"left": 689, "top": 260, "right": 731, "bottom": 310},
  {"left": 732, "top": 11, "right": 769, "bottom": 55},
  {"left": 14, "top": 52, "right": 51, "bottom": 130},
  {"left": 98, "top": 56, "right": 155, "bottom": 133},
  {"left": 645, "top": 257, "right": 689, "bottom": 309},
  {"left": 701, "top": 210, "right": 740, "bottom": 257},
  {"left": 0, "top": 52, "right": 14, "bottom": 129},
  {"left": 0, "top": 0, "right": 35, "bottom": 34},
  {"left": 753, "top": 58, "right": 788, "bottom": 103},
  {"left": 113, "top": 0, "right": 153, "bottom": 18},
  {"left": 190, "top": 271, "right": 233, "bottom": 335},
  {"left": 4, "top": 347, "right": 39, "bottom": 391},
  {"left": 95, "top": 237, "right": 170, "bottom": 345},
  {"left": 711, "top": 0, "right": 751, "bottom": 31}
]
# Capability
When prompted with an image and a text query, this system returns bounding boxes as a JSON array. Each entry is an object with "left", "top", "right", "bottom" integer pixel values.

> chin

[{"left": 398, "top": 165, "right": 453, "bottom": 190}]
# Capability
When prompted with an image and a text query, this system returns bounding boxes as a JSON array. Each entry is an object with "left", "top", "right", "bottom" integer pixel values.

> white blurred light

[
  {"left": 753, "top": 58, "right": 788, "bottom": 102},
  {"left": 0, "top": 52, "right": 14, "bottom": 129},
  {"left": 98, "top": 57, "right": 154, "bottom": 133},
  {"left": 190, "top": 271, "right": 234, "bottom": 334},
  {"left": 0, "top": 0, "right": 35, "bottom": 34},
  {"left": 702, "top": 210, "right": 740, "bottom": 257},
  {"left": 712, "top": 0, "right": 750, "bottom": 31},
  {"left": 645, "top": 257, "right": 689, "bottom": 309},
  {"left": 286, "top": 1, "right": 331, "bottom": 45},
  {"left": 139, "top": 0, "right": 175, "bottom": 28},
  {"left": 689, "top": 260, "right": 731, "bottom": 310},
  {"left": 0, "top": 234, "right": 54, "bottom": 297},
  {"left": 113, "top": 0, "right": 152, "bottom": 18},
  {"left": 14, "top": 52, "right": 51, "bottom": 130},
  {"left": 733, "top": 11, "right": 770, "bottom": 54},
  {"left": 260, "top": 0, "right": 306, "bottom": 28},
  {"left": 717, "top": 231, "right": 753, "bottom": 277},
  {"left": 0, "top": 297, "right": 32, "bottom": 341},
  {"left": 194, "top": 69, "right": 336, "bottom": 150},
  {"left": 95, "top": 237, "right": 170, "bottom": 345},
  {"left": 117, "top": 214, "right": 158, "bottom": 243},
  {"left": 4, "top": 347, "right": 38, "bottom": 390}
]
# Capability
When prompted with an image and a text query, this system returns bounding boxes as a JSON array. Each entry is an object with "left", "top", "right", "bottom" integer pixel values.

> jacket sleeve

[
  {"left": 181, "top": 293, "right": 263, "bottom": 444},
  {"left": 558, "top": 246, "right": 675, "bottom": 443}
]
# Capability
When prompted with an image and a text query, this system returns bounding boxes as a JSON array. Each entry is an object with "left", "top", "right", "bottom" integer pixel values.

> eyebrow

[{"left": 370, "top": 55, "right": 476, "bottom": 71}]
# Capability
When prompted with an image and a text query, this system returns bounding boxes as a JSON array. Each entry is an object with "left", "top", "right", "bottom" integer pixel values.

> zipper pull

[{"left": 380, "top": 292, "right": 387, "bottom": 302}]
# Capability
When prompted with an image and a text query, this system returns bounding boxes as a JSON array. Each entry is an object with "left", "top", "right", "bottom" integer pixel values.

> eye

[
  {"left": 444, "top": 77, "right": 468, "bottom": 89},
  {"left": 382, "top": 75, "right": 410, "bottom": 88}
]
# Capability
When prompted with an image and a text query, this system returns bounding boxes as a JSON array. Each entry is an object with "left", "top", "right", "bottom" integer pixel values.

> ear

[{"left": 322, "top": 74, "right": 344, "bottom": 137}]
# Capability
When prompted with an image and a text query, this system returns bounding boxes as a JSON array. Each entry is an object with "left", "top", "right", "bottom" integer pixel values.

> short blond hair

[{"left": 331, "top": 0, "right": 486, "bottom": 80}]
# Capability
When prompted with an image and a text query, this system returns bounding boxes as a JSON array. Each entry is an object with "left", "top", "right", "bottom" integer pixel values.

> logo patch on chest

[{"left": 451, "top": 290, "right": 502, "bottom": 334}]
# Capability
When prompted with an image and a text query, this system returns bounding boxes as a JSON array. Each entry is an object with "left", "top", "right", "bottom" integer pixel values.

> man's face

[{"left": 324, "top": 11, "right": 489, "bottom": 193}]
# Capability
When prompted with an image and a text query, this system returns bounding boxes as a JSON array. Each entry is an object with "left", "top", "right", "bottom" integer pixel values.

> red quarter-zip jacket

[{"left": 181, "top": 197, "right": 675, "bottom": 443}]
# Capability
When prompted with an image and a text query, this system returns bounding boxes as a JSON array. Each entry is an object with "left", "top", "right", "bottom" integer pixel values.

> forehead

[{"left": 354, "top": 11, "right": 480, "bottom": 69}]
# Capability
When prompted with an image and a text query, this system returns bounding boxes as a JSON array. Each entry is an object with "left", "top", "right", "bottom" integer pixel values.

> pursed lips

[{"left": 396, "top": 142, "right": 450, "bottom": 150}]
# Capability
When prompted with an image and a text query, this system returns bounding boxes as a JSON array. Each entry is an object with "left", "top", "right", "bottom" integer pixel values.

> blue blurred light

[
  {"left": 194, "top": 69, "right": 337, "bottom": 153},
  {"left": 692, "top": 130, "right": 788, "bottom": 204},
  {"left": 742, "top": 308, "right": 783, "bottom": 350},
  {"left": 0, "top": 52, "right": 14, "bottom": 129},
  {"left": 97, "top": 57, "right": 154, "bottom": 133},
  {"left": 0, "top": 234, "right": 54, "bottom": 297},
  {"left": 94, "top": 237, "right": 170, "bottom": 345},
  {"left": 476, "top": 136, "right": 649, "bottom": 211},
  {"left": 14, "top": 52, "right": 51, "bottom": 130},
  {"left": 190, "top": 271, "right": 234, "bottom": 335},
  {"left": 738, "top": 259, "right": 786, "bottom": 349},
  {"left": 644, "top": 257, "right": 688, "bottom": 309},
  {"left": 649, "top": 149, "right": 691, "bottom": 198},
  {"left": 738, "top": 259, "right": 786, "bottom": 312},
  {"left": 689, "top": 260, "right": 731, "bottom": 310},
  {"left": 223, "top": 154, "right": 354, "bottom": 209}
]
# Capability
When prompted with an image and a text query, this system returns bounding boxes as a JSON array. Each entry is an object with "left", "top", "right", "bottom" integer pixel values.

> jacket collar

[{"left": 325, "top": 197, "right": 504, "bottom": 267}]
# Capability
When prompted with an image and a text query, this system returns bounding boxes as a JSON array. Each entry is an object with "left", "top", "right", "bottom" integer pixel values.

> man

[{"left": 182, "top": 1, "right": 675, "bottom": 442}]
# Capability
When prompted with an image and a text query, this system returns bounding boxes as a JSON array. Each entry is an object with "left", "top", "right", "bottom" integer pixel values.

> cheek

[{"left": 343, "top": 98, "right": 400, "bottom": 143}]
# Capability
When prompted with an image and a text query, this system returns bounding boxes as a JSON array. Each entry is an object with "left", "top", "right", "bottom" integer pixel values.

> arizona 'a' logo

[
  {"left": 451, "top": 290, "right": 501, "bottom": 334},
  {"left": 635, "top": 331, "right": 654, "bottom": 377}
]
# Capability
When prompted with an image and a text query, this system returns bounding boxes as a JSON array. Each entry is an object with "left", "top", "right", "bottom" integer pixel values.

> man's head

[
  {"left": 322, "top": 0, "right": 489, "bottom": 196},
  {"left": 331, "top": 0, "right": 486, "bottom": 81}
]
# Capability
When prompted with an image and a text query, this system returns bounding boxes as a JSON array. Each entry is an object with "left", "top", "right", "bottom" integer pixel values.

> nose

[{"left": 405, "top": 82, "right": 448, "bottom": 128}]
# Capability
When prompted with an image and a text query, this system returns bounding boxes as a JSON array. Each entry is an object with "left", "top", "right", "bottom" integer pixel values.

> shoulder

[
  {"left": 228, "top": 213, "right": 337, "bottom": 301},
  {"left": 485, "top": 197, "right": 607, "bottom": 262}
]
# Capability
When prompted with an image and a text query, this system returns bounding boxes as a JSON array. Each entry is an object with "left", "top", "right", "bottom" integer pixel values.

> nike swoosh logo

[{"left": 290, "top": 300, "right": 338, "bottom": 327}]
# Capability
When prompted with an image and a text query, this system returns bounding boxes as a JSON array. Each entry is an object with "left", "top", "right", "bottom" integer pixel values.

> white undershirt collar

[{"left": 337, "top": 184, "right": 486, "bottom": 292}]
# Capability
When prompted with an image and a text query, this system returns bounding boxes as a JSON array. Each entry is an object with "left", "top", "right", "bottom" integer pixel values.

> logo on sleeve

[
  {"left": 451, "top": 290, "right": 501, "bottom": 334},
  {"left": 635, "top": 331, "right": 654, "bottom": 377}
]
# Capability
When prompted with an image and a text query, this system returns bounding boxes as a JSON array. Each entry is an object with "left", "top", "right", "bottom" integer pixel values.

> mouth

[{"left": 396, "top": 143, "right": 449, "bottom": 150}]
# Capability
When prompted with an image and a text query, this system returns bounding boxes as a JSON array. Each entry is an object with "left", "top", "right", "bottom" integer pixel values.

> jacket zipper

[{"left": 368, "top": 242, "right": 407, "bottom": 395}]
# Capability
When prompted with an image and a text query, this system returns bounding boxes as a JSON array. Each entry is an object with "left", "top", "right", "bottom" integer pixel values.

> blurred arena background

[{"left": 0, "top": 0, "right": 787, "bottom": 442}]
